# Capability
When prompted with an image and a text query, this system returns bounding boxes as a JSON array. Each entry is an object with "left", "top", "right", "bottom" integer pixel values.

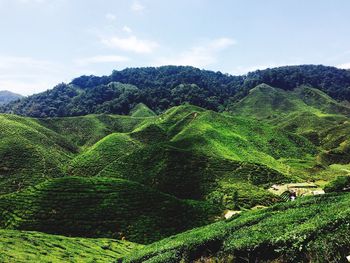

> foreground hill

[
  {"left": 124, "top": 192, "right": 350, "bottom": 263},
  {"left": 0, "top": 229, "right": 140, "bottom": 262},
  {"left": 0, "top": 177, "right": 217, "bottom": 244},
  {"left": 0, "top": 90, "right": 23, "bottom": 105},
  {"left": 2, "top": 65, "right": 350, "bottom": 117},
  {"left": 0, "top": 114, "right": 75, "bottom": 194}
]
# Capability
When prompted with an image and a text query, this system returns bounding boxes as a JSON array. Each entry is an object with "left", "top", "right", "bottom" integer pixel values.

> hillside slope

[
  {"left": 0, "top": 177, "right": 218, "bottom": 244},
  {"left": 124, "top": 192, "right": 350, "bottom": 263},
  {"left": 0, "top": 229, "right": 140, "bottom": 263},
  {"left": 64, "top": 104, "right": 319, "bottom": 208},
  {"left": 229, "top": 84, "right": 350, "bottom": 177},
  {"left": 0, "top": 114, "right": 76, "bottom": 194},
  {"left": 229, "top": 84, "right": 350, "bottom": 119}
]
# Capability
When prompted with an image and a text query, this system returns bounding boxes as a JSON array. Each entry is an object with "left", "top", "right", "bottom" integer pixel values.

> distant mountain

[
  {"left": 1, "top": 65, "right": 350, "bottom": 117},
  {"left": 0, "top": 90, "right": 23, "bottom": 105}
]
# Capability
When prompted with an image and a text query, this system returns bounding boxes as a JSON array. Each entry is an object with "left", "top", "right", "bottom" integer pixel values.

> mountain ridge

[{"left": 1, "top": 64, "right": 350, "bottom": 117}]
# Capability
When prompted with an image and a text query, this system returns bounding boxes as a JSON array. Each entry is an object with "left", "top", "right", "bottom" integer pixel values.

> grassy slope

[
  {"left": 130, "top": 103, "right": 156, "bottom": 117},
  {"left": 229, "top": 84, "right": 350, "bottom": 179},
  {"left": 98, "top": 144, "right": 285, "bottom": 208},
  {"left": 0, "top": 229, "right": 140, "bottom": 263},
  {"left": 124, "top": 192, "right": 350, "bottom": 263},
  {"left": 229, "top": 84, "right": 350, "bottom": 119},
  {"left": 0, "top": 177, "right": 218, "bottom": 244},
  {"left": 68, "top": 133, "right": 142, "bottom": 177},
  {"left": 90, "top": 104, "right": 315, "bottom": 207},
  {"left": 0, "top": 114, "right": 75, "bottom": 194},
  {"left": 38, "top": 114, "right": 154, "bottom": 149}
]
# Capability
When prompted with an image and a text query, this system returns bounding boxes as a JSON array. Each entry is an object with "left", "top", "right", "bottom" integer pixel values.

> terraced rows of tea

[
  {"left": 1, "top": 90, "right": 350, "bottom": 262},
  {"left": 0, "top": 177, "right": 217, "bottom": 244}
]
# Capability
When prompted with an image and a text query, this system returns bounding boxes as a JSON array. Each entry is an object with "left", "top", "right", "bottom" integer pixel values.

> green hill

[
  {"left": 0, "top": 177, "right": 218, "bottom": 244},
  {"left": 130, "top": 103, "right": 156, "bottom": 117},
  {"left": 124, "top": 192, "right": 350, "bottom": 263},
  {"left": 64, "top": 104, "right": 322, "bottom": 208},
  {"left": 0, "top": 229, "right": 140, "bottom": 263},
  {"left": 0, "top": 78, "right": 350, "bottom": 262},
  {"left": 2, "top": 65, "right": 350, "bottom": 118},
  {"left": 229, "top": 84, "right": 350, "bottom": 119},
  {"left": 38, "top": 113, "right": 153, "bottom": 149},
  {"left": 0, "top": 114, "right": 75, "bottom": 194},
  {"left": 68, "top": 133, "right": 141, "bottom": 177}
]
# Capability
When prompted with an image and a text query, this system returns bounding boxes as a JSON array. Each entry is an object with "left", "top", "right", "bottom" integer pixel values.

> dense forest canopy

[{"left": 1, "top": 65, "right": 350, "bottom": 117}]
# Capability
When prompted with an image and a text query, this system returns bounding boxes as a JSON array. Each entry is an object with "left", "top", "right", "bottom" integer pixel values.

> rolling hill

[
  {"left": 0, "top": 177, "right": 217, "bottom": 244},
  {"left": 0, "top": 69, "right": 350, "bottom": 262},
  {"left": 228, "top": 84, "right": 350, "bottom": 179}
]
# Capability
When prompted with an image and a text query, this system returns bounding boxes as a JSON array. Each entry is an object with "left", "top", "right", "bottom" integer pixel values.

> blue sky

[{"left": 0, "top": 0, "right": 350, "bottom": 95}]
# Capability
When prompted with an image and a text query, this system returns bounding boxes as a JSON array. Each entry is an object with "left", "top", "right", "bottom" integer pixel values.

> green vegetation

[
  {"left": 0, "top": 177, "right": 217, "bottom": 244},
  {"left": 68, "top": 133, "right": 141, "bottom": 177},
  {"left": 38, "top": 113, "right": 152, "bottom": 148},
  {"left": 1, "top": 70, "right": 350, "bottom": 262},
  {"left": 0, "top": 229, "right": 140, "bottom": 262},
  {"left": 2, "top": 65, "right": 350, "bottom": 117},
  {"left": 324, "top": 176, "right": 350, "bottom": 192},
  {"left": 0, "top": 114, "right": 74, "bottom": 194},
  {"left": 130, "top": 103, "right": 156, "bottom": 117},
  {"left": 124, "top": 192, "right": 350, "bottom": 263}
]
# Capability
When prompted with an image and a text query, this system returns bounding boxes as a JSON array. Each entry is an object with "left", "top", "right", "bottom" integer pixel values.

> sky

[{"left": 0, "top": 0, "right": 350, "bottom": 95}]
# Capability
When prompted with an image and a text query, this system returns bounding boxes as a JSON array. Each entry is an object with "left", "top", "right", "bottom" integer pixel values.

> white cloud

[
  {"left": 74, "top": 55, "right": 129, "bottom": 66},
  {"left": 131, "top": 1, "right": 145, "bottom": 12},
  {"left": 101, "top": 35, "right": 159, "bottom": 54},
  {"left": 122, "top": 25, "right": 132, "bottom": 33},
  {"left": 155, "top": 37, "right": 236, "bottom": 68},
  {"left": 105, "top": 13, "right": 117, "bottom": 21},
  {"left": 337, "top": 63, "right": 350, "bottom": 69}
]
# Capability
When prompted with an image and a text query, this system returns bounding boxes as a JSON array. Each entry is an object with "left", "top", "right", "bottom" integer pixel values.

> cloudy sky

[{"left": 0, "top": 0, "right": 350, "bottom": 95}]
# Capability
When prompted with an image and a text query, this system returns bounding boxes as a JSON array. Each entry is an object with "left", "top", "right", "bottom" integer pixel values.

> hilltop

[{"left": 0, "top": 90, "right": 23, "bottom": 105}]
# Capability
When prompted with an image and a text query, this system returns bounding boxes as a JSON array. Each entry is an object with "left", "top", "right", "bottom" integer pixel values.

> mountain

[
  {"left": 1, "top": 65, "right": 350, "bottom": 117},
  {"left": 0, "top": 90, "right": 23, "bottom": 105}
]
